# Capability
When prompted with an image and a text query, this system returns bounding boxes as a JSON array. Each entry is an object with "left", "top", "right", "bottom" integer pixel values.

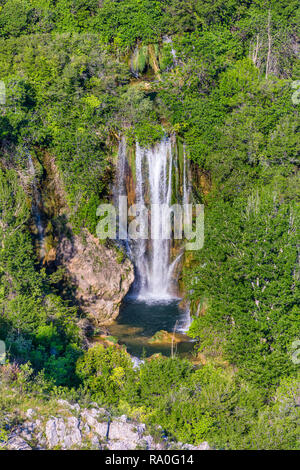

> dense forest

[{"left": 0, "top": 0, "right": 299, "bottom": 450}]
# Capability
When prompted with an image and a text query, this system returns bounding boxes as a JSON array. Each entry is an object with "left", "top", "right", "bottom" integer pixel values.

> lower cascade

[
  {"left": 115, "top": 136, "right": 190, "bottom": 302},
  {"left": 112, "top": 136, "right": 192, "bottom": 351},
  {"left": 133, "top": 139, "right": 174, "bottom": 300}
]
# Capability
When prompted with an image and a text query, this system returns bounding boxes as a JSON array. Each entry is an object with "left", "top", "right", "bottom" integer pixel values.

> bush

[{"left": 76, "top": 345, "right": 135, "bottom": 404}]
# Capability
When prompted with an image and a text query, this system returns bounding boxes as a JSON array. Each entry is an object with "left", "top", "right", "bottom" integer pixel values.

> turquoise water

[{"left": 108, "top": 297, "right": 194, "bottom": 358}]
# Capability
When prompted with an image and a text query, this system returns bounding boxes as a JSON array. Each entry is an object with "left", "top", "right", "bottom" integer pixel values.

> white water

[
  {"left": 176, "top": 301, "right": 192, "bottom": 333},
  {"left": 128, "top": 139, "right": 175, "bottom": 300},
  {"left": 163, "top": 35, "right": 177, "bottom": 66},
  {"left": 116, "top": 137, "right": 191, "bottom": 330}
]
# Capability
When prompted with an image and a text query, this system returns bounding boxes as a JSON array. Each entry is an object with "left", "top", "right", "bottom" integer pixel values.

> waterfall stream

[
  {"left": 117, "top": 137, "right": 190, "bottom": 302},
  {"left": 163, "top": 35, "right": 177, "bottom": 66},
  {"left": 113, "top": 137, "right": 192, "bottom": 347},
  {"left": 108, "top": 136, "right": 194, "bottom": 356},
  {"left": 134, "top": 139, "right": 174, "bottom": 300}
]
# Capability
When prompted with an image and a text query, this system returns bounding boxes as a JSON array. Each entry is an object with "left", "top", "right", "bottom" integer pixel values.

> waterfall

[
  {"left": 115, "top": 136, "right": 127, "bottom": 198},
  {"left": 183, "top": 143, "right": 190, "bottom": 206},
  {"left": 115, "top": 136, "right": 192, "bottom": 331},
  {"left": 130, "top": 45, "right": 140, "bottom": 78},
  {"left": 132, "top": 142, "right": 149, "bottom": 293},
  {"left": 178, "top": 146, "right": 191, "bottom": 330},
  {"left": 176, "top": 301, "right": 192, "bottom": 333},
  {"left": 144, "top": 139, "right": 173, "bottom": 298},
  {"left": 27, "top": 153, "right": 45, "bottom": 259},
  {"left": 116, "top": 137, "right": 190, "bottom": 301},
  {"left": 162, "top": 35, "right": 177, "bottom": 66}
]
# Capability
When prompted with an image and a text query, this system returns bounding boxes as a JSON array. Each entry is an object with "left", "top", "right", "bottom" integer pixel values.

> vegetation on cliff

[{"left": 0, "top": 0, "right": 299, "bottom": 449}]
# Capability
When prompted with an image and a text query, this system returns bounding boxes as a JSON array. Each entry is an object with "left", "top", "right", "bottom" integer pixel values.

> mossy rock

[
  {"left": 94, "top": 335, "right": 119, "bottom": 347},
  {"left": 131, "top": 44, "right": 149, "bottom": 74},
  {"left": 105, "top": 335, "right": 119, "bottom": 344},
  {"left": 148, "top": 330, "right": 182, "bottom": 344}
]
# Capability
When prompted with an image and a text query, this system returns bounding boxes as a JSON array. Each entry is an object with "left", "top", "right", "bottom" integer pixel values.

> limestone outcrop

[
  {"left": 3, "top": 400, "right": 211, "bottom": 451},
  {"left": 57, "top": 230, "right": 134, "bottom": 325}
]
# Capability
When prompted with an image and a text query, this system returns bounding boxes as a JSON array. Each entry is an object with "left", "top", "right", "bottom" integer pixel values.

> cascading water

[
  {"left": 112, "top": 136, "right": 192, "bottom": 352},
  {"left": 116, "top": 137, "right": 190, "bottom": 302},
  {"left": 176, "top": 301, "right": 192, "bottom": 333},
  {"left": 162, "top": 36, "right": 177, "bottom": 66},
  {"left": 130, "top": 139, "right": 176, "bottom": 300},
  {"left": 115, "top": 135, "right": 127, "bottom": 199}
]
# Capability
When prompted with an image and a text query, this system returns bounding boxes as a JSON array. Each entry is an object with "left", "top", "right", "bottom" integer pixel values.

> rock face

[
  {"left": 6, "top": 436, "right": 32, "bottom": 451},
  {"left": 57, "top": 230, "right": 134, "bottom": 325},
  {"left": 34, "top": 153, "right": 134, "bottom": 325},
  {"left": 4, "top": 400, "right": 212, "bottom": 451},
  {"left": 45, "top": 416, "right": 82, "bottom": 449}
]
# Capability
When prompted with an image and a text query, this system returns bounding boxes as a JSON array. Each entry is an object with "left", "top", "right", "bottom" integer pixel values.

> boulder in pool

[{"left": 148, "top": 330, "right": 183, "bottom": 344}]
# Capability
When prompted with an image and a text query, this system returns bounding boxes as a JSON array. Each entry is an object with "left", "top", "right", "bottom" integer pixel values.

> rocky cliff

[
  {"left": 4, "top": 400, "right": 211, "bottom": 451},
  {"left": 29, "top": 152, "right": 134, "bottom": 326},
  {"left": 57, "top": 231, "right": 134, "bottom": 325}
]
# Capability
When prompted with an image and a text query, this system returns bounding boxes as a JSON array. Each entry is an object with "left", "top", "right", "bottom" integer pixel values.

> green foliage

[
  {"left": 0, "top": 169, "right": 81, "bottom": 386},
  {"left": 0, "top": 0, "right": 299, "bottom": 450},
  {"left": 186, "top": 183, "right": 299, "bottom": 388},
  {"left": 0, "top": 33, "right": 130, "bottom": 231},
  {"left": 76, "top": 344, "right": 135, "bottom": 404},
  {"left": 127, "top": 121, "right": 165, "bottom": 148},
  {"left": 74, "top": 347, "right": 299, "bottom": 449}
]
